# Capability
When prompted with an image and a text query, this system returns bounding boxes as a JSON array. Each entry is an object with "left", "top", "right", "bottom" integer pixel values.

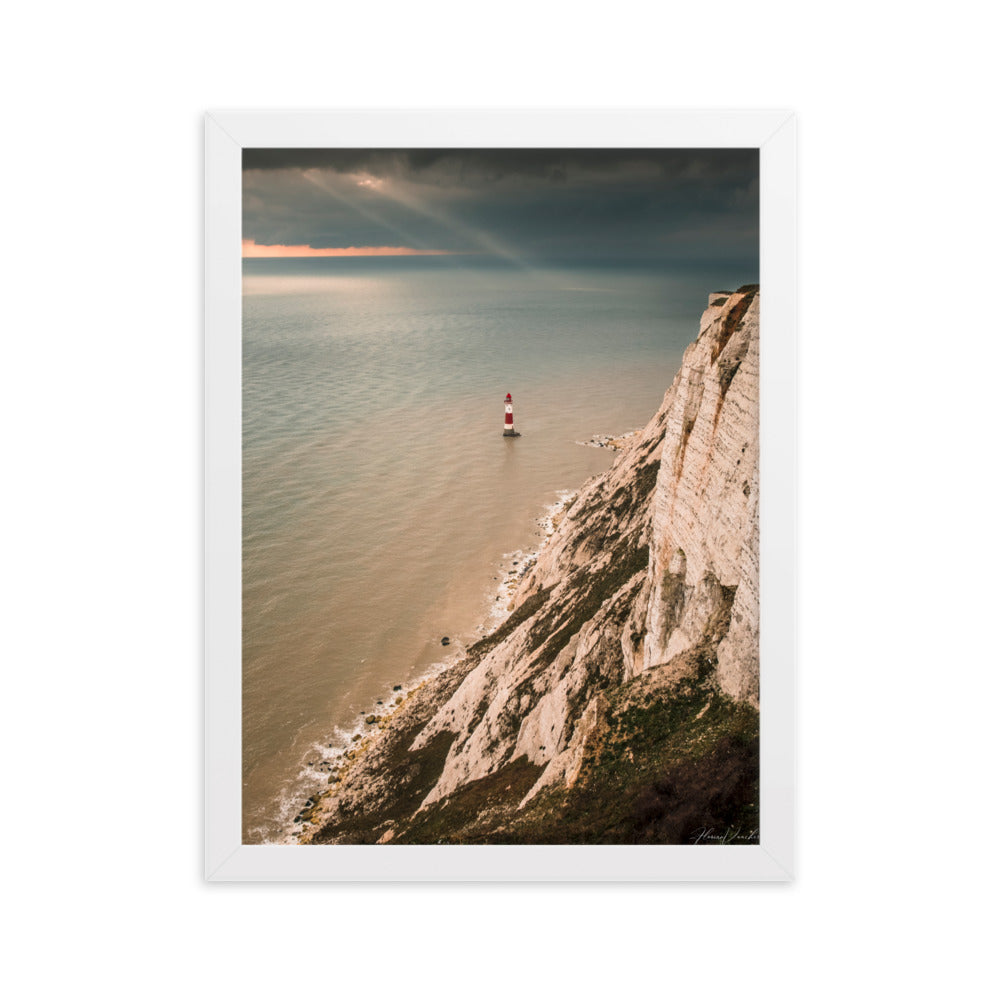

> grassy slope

[{"left": 390, "top": 647, "right": 758, "bottom": 845}]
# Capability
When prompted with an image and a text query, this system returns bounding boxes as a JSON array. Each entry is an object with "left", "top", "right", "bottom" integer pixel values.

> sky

[{"left": 242, "top": 148, "right": 758, "bottom": 267}]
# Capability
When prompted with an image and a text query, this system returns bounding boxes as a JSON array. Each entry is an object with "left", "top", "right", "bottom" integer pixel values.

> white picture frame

[{"left": 205, "top": 109, "right": 796, "bottom": 881}]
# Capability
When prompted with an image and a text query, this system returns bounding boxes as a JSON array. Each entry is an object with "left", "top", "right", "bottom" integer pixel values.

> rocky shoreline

[
  {"left": 576, "top": 430, "right": 639, "bottom": 451},
  {"left": 284, "top": 488, "right": 580, "bottom": 843}
]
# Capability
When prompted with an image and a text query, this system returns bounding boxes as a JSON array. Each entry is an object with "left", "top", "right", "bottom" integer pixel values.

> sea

[{"left": 242, "top": 255, "right": 753, "bottom": 843}]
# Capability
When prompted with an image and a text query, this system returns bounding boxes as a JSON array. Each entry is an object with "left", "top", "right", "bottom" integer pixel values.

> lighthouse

[{"left": 503, "top": 392, "right": 520, "bottom": 437}]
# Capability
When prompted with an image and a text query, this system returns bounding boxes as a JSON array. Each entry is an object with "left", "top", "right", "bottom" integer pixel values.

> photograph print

[{"left": 240, "top": 146, "right": 760, "bottom": 846}]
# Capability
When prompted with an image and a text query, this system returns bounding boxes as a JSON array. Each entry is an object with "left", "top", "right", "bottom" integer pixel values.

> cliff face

[
  {"left": 644, "top": 288, "right": 760, "bottom": 704},
  {"left": 306, "top": 288, "right": 760, "bottom": 845}
]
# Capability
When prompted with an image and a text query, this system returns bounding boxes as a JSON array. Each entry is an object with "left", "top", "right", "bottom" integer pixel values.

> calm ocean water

[{"left": 242, "top": 256, "right": 752, "bottom": 842}]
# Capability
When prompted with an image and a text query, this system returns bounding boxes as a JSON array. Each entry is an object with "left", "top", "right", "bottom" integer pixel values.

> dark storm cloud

[
  {"left": 242, "top": 148, "right": 758, "bottom": 266},
  {"left": 243, "top": 147, "right": 755, "bottom": 183}
]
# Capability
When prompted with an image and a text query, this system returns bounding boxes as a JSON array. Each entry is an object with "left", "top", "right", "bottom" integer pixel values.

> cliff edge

[{"left": 304, "top": 287, "right": 760, "bottom": 845}]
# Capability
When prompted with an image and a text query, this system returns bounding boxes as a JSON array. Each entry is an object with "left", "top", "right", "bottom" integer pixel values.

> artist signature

[{"left": 690, "top": 826, "right": 759, "bottom": 845}]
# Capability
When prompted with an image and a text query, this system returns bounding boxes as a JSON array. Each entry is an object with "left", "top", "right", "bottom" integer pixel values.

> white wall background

[{"left": 3, "top": 2, "right": 996, "bottom": 996}]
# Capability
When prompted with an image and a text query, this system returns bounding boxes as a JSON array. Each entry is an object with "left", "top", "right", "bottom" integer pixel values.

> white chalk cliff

[{"left": 306, "top": 287, "right": 760, "bottom": 845}]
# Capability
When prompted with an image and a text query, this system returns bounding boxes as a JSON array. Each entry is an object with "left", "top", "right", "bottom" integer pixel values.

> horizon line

[{"left": 241, "top": 239, "right": 457, "bottom": 258}]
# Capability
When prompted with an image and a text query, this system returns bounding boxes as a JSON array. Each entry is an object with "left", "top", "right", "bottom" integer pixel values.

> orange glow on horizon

[{"left": 242, "top": 239, "right": 454, "bottom": 258}]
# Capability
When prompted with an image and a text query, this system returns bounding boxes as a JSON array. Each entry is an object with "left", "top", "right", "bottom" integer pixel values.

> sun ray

[
  {"left": 300, "top": 169, "right": 434, "bottom": 252},
  {"left": 372, "top": 180, "right": 532, "bottom": 270}
]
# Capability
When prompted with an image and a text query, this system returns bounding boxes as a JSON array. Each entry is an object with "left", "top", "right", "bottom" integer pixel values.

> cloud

[
  {"left": 243, "top": 147, "right": 756, "bottom": 185},
  {"left": 242, "top": 149, "right": 758, "bottom": 266}
]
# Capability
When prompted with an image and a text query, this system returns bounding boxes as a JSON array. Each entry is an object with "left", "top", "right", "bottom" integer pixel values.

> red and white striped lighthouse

[{"left": 503, "top": 392, "right": 518, "bottom": 437}]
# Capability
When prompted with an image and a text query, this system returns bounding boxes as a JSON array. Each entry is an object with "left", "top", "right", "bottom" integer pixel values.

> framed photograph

[{"left": 206, "top": 110, "right": 795, "bottom": 881}]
